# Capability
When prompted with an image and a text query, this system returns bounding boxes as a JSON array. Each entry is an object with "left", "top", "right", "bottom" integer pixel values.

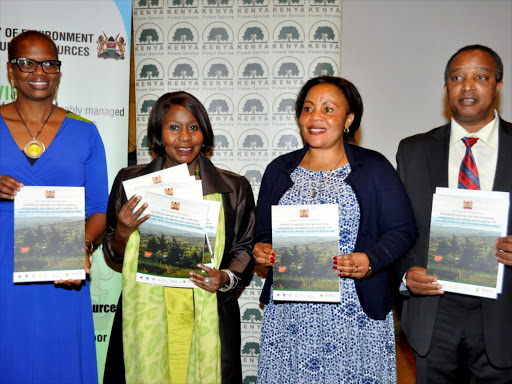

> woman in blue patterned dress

[
  {"left": 0, "top": 31, "right": 107, "bottom": 383},
  {"left": 254, "top": 76, "right": 418, "bottom": 383}
]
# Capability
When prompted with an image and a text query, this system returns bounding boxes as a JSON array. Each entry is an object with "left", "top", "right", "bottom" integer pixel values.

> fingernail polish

[
  {"left": 333, "top": 260, "right": 338, "bottom": 265},
  {"left": 271, "top": 251, "right": 275, "bottom": 257},
  {"left": 270, "top": 257, "right": 275, "bottom": 263},
  {"left": 332, "top": 266, "right": 338, "bottom": 269}
]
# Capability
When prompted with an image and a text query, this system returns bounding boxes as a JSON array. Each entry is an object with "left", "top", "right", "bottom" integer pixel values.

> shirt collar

[{"left": 449, "top": 110, "right": 499, "bottom": 150}]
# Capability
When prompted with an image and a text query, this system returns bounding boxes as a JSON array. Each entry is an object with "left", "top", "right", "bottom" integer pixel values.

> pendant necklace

[
  {"left": 15, "top": 103, "right": 55, "bottom": 159},
  {"left": 309, "top": 151, "right": 346, "bottom": 198}
]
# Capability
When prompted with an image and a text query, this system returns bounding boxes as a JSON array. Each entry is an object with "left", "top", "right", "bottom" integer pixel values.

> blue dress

[
  {"left": 257, "top": 165, "right": 396, "bottom": 384},
  {"left": 0, "top": 114, "right": 108, "bottom": 384}
]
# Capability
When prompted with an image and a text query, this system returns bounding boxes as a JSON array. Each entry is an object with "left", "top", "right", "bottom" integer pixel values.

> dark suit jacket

[
  {"left": 103, "top": 153, "right": 255, "bottom": 383},
  {"left": 256, "top": 141, "right": 418, "bottom": 320},
  {"left": 396, "top": 117, "right": 512, "bottom": 368}
]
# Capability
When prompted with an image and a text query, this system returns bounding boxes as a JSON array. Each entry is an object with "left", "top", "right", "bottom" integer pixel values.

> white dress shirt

[{"left": 448, "top": 110, "right": 499, "bottom": 191}]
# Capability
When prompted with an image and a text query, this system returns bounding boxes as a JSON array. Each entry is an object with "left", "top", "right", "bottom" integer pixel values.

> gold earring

[{"left": 10, "top": 79, "right": 17, "bottom": 101}]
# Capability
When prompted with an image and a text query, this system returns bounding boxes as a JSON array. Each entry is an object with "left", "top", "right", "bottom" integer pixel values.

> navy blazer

[
  {"left": 396, "top": 117, "right": 512, "bottom": 368},
  {"left": 256, "top": 141, "right": 418, "bottom": 320}
]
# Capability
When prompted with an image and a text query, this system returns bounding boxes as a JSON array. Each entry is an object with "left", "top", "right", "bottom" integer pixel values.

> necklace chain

[
  {"left": 14, "top": 103, "right": 55, "bottom": 140},
  {"left": 309, "top": 152, "right": 346, "bottom": 198}
]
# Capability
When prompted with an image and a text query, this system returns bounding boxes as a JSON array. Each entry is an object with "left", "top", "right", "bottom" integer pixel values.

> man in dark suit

[{"left": 396, "top": 45, "right": 512, "bottom": 383}]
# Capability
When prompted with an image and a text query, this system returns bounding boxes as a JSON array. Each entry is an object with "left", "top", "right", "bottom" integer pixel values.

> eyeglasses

[{"left": 10, "top": 58, "right": 62, "bottom": 74}]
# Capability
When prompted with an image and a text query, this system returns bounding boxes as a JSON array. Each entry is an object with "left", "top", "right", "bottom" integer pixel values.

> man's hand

[
  {"left": 496, "top": 236, "right": 512, "bottom": 266},
  {"left": 406, "top": 266, "right": 444, "bottom": 295}
]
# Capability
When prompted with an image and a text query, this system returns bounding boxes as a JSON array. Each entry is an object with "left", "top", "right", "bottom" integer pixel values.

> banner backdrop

[
  {"left": 133, "top": 0, "right": 341, "bottom": 380},
  {"left": 0, "top": 0, "right": 132, "bottom": 380}
]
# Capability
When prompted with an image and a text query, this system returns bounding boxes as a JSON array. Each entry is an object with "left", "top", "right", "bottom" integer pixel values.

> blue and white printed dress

[{"left": 257, "top": 164, "right": 396, "bottom": 384}]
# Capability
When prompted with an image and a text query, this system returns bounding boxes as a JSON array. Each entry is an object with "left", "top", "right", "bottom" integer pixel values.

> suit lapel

[
  {"left": 493, "top": 119, "right": 512, "bottom": 193},
  {"left": 428, "top": 123, "right": 451, "bottom": 191}
]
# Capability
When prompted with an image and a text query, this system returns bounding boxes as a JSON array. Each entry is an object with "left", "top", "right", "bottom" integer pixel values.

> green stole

[{"left": 122, "top": 193, "right": 225, "bottom": 383}]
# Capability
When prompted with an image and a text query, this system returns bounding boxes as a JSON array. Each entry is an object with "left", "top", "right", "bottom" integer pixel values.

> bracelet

[
  {"left": 219, "top": 269, "right": 240, "bottom": 292},
  {"left": 85, "top": 240, "right": 95, "bottom": 254}
]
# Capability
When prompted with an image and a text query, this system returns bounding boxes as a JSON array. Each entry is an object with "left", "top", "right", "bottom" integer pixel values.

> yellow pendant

[{"left": 24, "top": 138, "right": 45, "bottom": 159}]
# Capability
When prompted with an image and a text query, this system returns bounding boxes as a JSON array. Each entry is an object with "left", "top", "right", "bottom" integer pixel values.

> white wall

[{"left": 341, "top": 0, "right": 512, "bottom": 165}]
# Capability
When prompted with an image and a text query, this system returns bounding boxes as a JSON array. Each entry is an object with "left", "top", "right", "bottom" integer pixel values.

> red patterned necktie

[{"left": 458, "top": 137, "right": 480, "bottom": 190}]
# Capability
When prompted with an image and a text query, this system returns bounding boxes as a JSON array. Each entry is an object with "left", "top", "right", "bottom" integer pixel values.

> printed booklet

[
  {"left": 14, "top": 186, "right": 86, "bottom": 282},
  {"left": 272, "top": 204, "right": 340, "bottom": 303},
  {"left": 427, "top": 188, "right": 509, "bottom": 299}
]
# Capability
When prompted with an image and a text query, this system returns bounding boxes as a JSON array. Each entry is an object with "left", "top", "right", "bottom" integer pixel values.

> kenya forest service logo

[
  {"left": 273, "top": 21, "right": 305, "bottom": 43},
  {"left": 164, "top": 187, "right": 174, "bottom": 196},
  {"left": 168, "top": 0, "right": 197, "bottom": 7},
  {"left": 238, "top": 129, "right": 269, "bottom": 151},
  {"left": 205, "top": 94, "right": 234, "bottom": 115},
  {"left": 273, "top": 93, "right": 297, "bottom": 115},
  {"left": 240, "top": 0, "right": 269, "bottom": 6},
  {"left": 137, "top": 59, "right": 164, "bottom": 81},
  {"left": 213, "top": 129, "right": 234, "bottom": 151},
  {"left": 241, "top": 337, "right": 260, "bottom": 357},
  {"left": 241, "top": 165, "right": 264, "bottom": 187},
  {"left": 300, "top": 209, "right": 309, "bottom": 218},
  {"left": 238, "top": 94, "right": 268, "bottom": 115},
  {"left": 136, "top": 0, "right": 162, "bottom": 8},
  {"left": 309, "top": 21, "right": 340, "bottom": 43},
  {"left": 311, "top": 0, "right": 340, "bottom": 5},
  {"left": 136, "top": 23, "right": 164, "bottom": 45},
  {"left": 203, "top": 22, "right": 234, "bottom": 45},
  {"left": 137, "top": 130, "right": 150, "bottom": 159},
  {"left": 238, "top": 21, "right": 269, "bottom": 44},
  {"left": 238, "top": 58, "right": 269, "bottom": 80},
  {"left": 243, "top": 372, "right": 258, "bottom": 384},
  {"left": 137, "top": 94, "right": 159, "bottom": 116},
  {"left": 273, "top": 129, "right": 302, "bottom": 151},
  {"left": 168, "top": 58, "right": 199, "bottom": 80},
  {"left": 203, "top": 0, "right": 233, "bottom": 6},
  {"left": 273, "top": 56, "right": 304, "bottom": 79},
  {"left": 309, "top": 57, "right": 339, "bottom": 77},
  {"left": 203, "top": 58, "right": 234, "bottom": 80},
  {"left": 152, "top": 176, "right": 162, "bottom": 184},
  {"left": 273, "top": 0, "right": 305, "bottom": 6},
  {"left": 171, "top": 201, "right": 180, "bottom": 210},
  {"left": 168, "top": 23, "right": 199, "bottom": 44},
  {"left": 240, "top": 303, "right": 263, "bottom": 323},
  {"left": 97, "top": 33, "right": 126, "bottom": 60}
]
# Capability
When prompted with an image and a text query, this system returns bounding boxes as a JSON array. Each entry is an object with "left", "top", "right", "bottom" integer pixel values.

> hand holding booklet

[
  {"left": 124, "top": 166, "right": 221, "bottom": 287},
  {"left": 272, "top": 204, "right": 340, "bottom": 303},
  {"left": 136, "top": 193, "right": 210, "bottom": 288},
  {"left": 427, "top": 187, "right": 509, "bottom": 299},
  {"left": 14, "top": 186, "right": 86, "bottom": 282}
]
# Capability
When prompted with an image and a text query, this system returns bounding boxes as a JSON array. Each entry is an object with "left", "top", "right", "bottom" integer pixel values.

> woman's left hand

[
  {"left": 333, "top": 252, "right": 371, "bottom": 279},
  {"left": 189, "top": 263, "right": 229, "bottom": 293}
]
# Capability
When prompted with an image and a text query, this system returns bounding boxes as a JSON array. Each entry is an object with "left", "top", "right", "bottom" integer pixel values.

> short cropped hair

[
  {"left": 8, "top": 30, "right": 59, "bottom": 61},
  {"left": 444, "top": 44, "right": 503, "bottom": 84},
  {"left": 295, "top": 76, "right": 364, "bottom": 142},
  {"left": 147, "top": 91, "right": 214, "bottom": 156}
]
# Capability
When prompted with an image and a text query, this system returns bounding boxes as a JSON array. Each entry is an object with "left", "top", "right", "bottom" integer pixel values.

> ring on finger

[
  {"left": 355, "top": 266, "right": 359, "bottom": 273},
  {"left": 203, "top": 277, "right": 211, "bottom": 285}
]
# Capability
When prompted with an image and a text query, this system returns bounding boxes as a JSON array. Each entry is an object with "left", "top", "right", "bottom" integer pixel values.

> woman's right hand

[
  {"left": 254, "top": 242, "right": 275, "bottom": 267},
  {"left": 0, "top": 175, "right": 23, "bottom": 200},
  {"left": 114, "top": 195, "right": 151, "bottom": 243}
]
